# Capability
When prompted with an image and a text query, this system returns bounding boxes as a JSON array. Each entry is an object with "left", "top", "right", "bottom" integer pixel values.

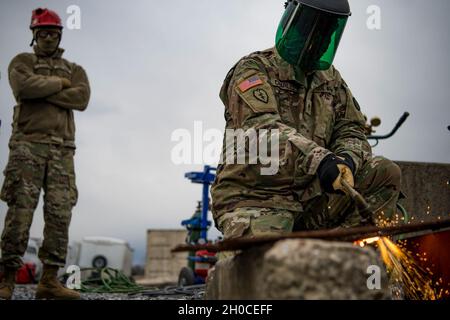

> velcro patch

[
  {"left": 238, "top": 75, "right": 263, "bottom": 92},
  {"left": 235, "top": 74, "right": 277, "bottom": 114}
]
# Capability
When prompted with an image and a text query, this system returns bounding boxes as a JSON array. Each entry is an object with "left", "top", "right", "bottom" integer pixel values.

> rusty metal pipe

[{"left": 172, "top": 219, "right": 450, "bottom": 253}]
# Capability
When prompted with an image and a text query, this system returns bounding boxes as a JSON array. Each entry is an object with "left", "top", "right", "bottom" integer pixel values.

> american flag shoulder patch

[{"left": 238, "top": 75, "right": 263, "bottom": 93}]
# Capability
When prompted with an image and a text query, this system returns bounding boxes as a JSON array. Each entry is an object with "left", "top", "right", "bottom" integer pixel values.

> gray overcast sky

[{"left": 0, "top": 0, "right": 449, "bottom": 264}]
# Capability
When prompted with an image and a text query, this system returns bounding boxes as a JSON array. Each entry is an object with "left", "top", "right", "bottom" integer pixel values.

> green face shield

[{"left": 275, "top": 1, "right": 349, "bottom": 71}]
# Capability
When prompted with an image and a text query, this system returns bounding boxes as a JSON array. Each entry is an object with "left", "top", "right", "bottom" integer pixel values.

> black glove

[{"left": 317, "top": 154, "right": 355, "bottom": 193}]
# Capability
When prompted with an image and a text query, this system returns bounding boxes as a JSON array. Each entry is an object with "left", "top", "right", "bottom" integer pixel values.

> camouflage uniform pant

[
  {"left": 217, "top": 207, "right": 296, "bottom": 240},
  {"left": 0, "top": 140, "right": 78, "bottom": 269},
  {"left": 217, "top": 156, "right": 401, "bottom": 239}
]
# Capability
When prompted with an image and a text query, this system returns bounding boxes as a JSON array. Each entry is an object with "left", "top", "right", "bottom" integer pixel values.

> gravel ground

[
  {"left": 7, "top": 284, "right": 402, "bottom": 300},
  {"left": 9, "top": 284, "right": 204, "bottom": 300}
]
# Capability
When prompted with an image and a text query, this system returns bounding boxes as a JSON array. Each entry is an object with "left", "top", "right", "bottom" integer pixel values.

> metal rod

[
  {"left": 172, "top": 218, "right": 450, "bottom": 253},
  {"left": 340, "top": 179, "right": 373, "bottom": 223},
  {"left": 368, "top": 112, "right": 410, "bottom": 140}
]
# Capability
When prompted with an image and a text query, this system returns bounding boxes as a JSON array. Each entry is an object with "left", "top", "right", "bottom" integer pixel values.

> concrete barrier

[
  {"left": 396, "top": 161, "right": 450, "bottom": 221},
  {"left": 145, "top": 229, "right": 188, "bottom": 285},
  {"left": 206, "top": 239, "right": 390, "bottom": 300}
]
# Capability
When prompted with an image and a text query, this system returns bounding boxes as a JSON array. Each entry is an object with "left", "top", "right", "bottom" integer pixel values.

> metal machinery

[{"left": 178, "top": 166, "right": 217, "bottom": 286}]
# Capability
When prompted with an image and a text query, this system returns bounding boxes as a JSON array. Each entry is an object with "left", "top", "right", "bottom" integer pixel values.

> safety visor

[{"left": 276, "top": 1, "right": 349, "bottom": 71}]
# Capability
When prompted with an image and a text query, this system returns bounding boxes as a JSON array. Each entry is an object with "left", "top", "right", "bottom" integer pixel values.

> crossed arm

[{"left": 8, "top": 53, "right": 90, "bottom": 111}]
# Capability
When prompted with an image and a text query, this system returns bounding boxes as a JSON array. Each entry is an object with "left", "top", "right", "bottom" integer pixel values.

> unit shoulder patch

[
  {"left": 253, "top": 88, "right": 269, "bottom": 104},
  {"left": 235, "top": 73, "right": 277, "bottom": 114}
]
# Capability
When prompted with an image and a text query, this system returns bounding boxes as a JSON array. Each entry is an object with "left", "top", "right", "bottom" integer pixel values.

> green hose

[
  {"left": 394, "top": 202, "right": 410, "bottom": 241},
  {"left": 76, "top": 267, "right": 147, "bottom": 294},
  {"left": 397, "top": 202, "right": 410, "bottom": 223}
]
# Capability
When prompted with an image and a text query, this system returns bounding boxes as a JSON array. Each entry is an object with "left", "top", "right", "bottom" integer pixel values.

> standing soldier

[
  {"left": 0, "top": 8, "right": 90, "bottom": 300},
  {"left": 211, "top": 0, "right": 402, "bottom": 240}
]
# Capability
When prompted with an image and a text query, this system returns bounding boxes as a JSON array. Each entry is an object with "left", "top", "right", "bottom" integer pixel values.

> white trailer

[{"left": 76, "top": 237, "right": 133, "bottom": 276}]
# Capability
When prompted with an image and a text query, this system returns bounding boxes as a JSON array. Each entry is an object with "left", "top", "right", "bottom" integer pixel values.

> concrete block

[
  {"left": 144, "top": 229, "right": 188, "bottom": 284},
  {"left": 206, "top": 239, "right": 390, "bottom": 300}
]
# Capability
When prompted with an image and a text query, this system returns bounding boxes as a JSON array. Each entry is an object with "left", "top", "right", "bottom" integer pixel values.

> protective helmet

[
  {"left": 276, "top": 0, "right": 351, "bottom": 71},
  {"left": 30, "top": 8, "right": 63, "bottom": 30}
]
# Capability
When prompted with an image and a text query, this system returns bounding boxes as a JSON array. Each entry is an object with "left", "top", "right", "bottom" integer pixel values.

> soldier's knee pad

[{"left": 373, "top": 157, "right": 402, "bottom": 189}]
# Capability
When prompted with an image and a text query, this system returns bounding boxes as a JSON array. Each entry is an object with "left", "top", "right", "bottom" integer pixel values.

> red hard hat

[{"left": 30, "top": 8, "right": 63, "bottom": 29}]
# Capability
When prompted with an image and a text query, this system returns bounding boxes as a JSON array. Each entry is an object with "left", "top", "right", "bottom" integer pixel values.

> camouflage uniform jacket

[
  {"left": 211, "top": 47, "right": 372, "bottom": 220},
  {"left": 8, "top": 45, "right": 90, "bottom": 148}
]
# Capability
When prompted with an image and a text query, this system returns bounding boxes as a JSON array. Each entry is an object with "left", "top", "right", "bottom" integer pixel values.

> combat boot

[
  {"left": 0, "top": 267, "right": 17, "bottom": 300},
  {"left": 35, "top": 265, "right": 80, "bottom": 300}
]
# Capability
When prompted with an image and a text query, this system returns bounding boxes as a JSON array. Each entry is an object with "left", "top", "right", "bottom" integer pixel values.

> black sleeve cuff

[{"left": 339, "top": 153, "right": 355, "bottom": 174}]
